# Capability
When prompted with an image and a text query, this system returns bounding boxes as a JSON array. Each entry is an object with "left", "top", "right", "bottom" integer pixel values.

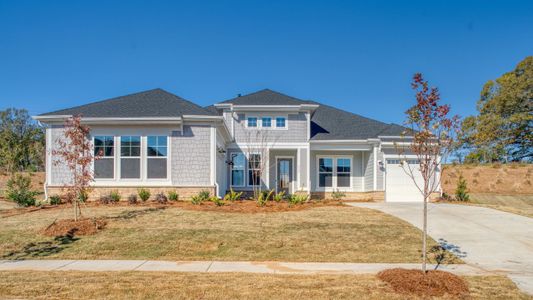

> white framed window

[
  {"left": 120, "top": 135, "right": 141, "bottom": 179},
  {"left": 231, "top": 153, "right": 245, "bottom": 187},
  {"left": 276, "top": 117, "right": 286, "bottom": 128},
  {"left": 94, "top": 136, "right": 114, "bottom": 179},
  {"left": 248, "top": 153, "right": 261, "bottom": 186},
  {"left": 247, "top": 117, "right": 258, "bottom": 128},
  {"left": 318, "top": 158, "right": 333, "bottom": 188},
  {"left": 147, "top": 136, "right": 168, "bottom": 179},
  {"left": 317, "top": 156, "right": 352, "bottom": 189},
  {"left": 261, "top": 117, "right": 272, "bottom": 128}
]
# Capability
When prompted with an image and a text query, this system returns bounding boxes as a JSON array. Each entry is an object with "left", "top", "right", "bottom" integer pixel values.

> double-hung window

[
  {"left": 248, "top": 154, "right": 261, "bottom": 186},
  {"left": 247, "top": 117, "right": 258, "bottom": 128},
  {"left": 262, "top": 117, "right": 272, "bottom": 128},
  {"left": 318, "top": 156, "right": 352, "bottom": 189},
  {"left": 120, "top": 136, "right": 141, "bottom": 179},
  {"left": 275, "top": 117, "right": 286, "bottom": 128},
  {"left": 231, "top": 153, "right": 245, "bottom": 187},
  {"left": 147, "top": 136, "right": 168, "bottom": 179},
  {"left": 94, "top": 136, "right": 114, "bottom": 179},
  {"left": 318, "top": 158, "right": 333, "bottom": 188}
]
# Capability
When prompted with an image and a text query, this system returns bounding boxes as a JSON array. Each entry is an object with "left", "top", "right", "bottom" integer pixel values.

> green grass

[{"left": 1, "top": 205, "right": 460, "bottom": 263}]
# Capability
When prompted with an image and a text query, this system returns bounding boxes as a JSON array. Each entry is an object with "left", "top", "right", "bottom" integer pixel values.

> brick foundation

[
  {"left": 46, "top": 186, "right": 216, "bottom": 201},
  {"left": 311, "top": 191, "right": 385, "bottom": 201}
]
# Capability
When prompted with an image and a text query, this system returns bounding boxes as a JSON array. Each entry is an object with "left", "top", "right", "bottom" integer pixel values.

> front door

[{"left": 277, "top": 158, "right": 293, "bottom": 194}]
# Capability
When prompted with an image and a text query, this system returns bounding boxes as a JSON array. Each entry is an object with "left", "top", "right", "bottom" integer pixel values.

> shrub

[
  {"left": 99, "top": 195, "right": 113, "bottom": 205},
  {"left": 49, "top": 195, "right": 62, "bottom": 205},
  {"left": 138, "top": 188, "right": 151, "bottom": 202},
  {"left": 256, "top": 189, "right": 274, "bottom": 207},
  {"left": 331, "top": 190, "right": 346, "bottom": 201},
  {"left": 223, "top": 189, "right": 243, "bottom": 201},
  {"left": 273, "top": 191, "right": 285, "bottom": 202},
  {"left": 78, "top": 190, "right": 89, "bottom": 203},
  {"left": 167, "top": 191, "right": 179, "bottom": 201},
  {"left": 128, "top": 194, "right": 138, "bottom": 205},
  {"left": 210, "top": 197, "right": 224, "bottom": 206},
  {"left": 455, "top": 174, "right": 470, "bottom": 202},
  {"left": 109, "top": 190, "right": 121, "bottom": 203},
  {"left": 288, "top": 193, "right": 309, "bottom": 206},
  {"left": 5, "top": 174, "right": 38, "bottom": 207},
  {"left": 191, "top": 190, "right": 211, "bottom": 205},
  {"left": 155, "top": 192, "right": 168, "bottom": 204}
]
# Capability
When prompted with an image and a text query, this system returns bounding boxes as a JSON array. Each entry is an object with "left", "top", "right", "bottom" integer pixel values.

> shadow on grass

[
  {"left": 3, "top": 229, "right": 79, "bottom": 260},
  {"left": 107, "top": 207, "right": 166, "bottom": 220},
  {"left": 430, "top": 238, "right": 468, "bottom": 270}
]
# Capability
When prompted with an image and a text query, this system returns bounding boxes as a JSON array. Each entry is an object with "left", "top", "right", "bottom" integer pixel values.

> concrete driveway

[{"left": 348, "top": 202, "right": 533, "bottom": 295}]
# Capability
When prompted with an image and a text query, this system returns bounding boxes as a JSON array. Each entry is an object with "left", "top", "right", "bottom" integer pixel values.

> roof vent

[{"left": 237, "top": 93, "right": 241, "bottom": 97}]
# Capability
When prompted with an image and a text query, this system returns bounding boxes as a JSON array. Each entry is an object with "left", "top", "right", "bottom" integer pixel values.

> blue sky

[{"left": 0, "top": 0, "right": 531, "bottom": 124}]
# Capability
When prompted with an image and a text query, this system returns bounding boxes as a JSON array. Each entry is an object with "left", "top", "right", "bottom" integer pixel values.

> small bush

[
  {"left": 288, "top": 193, "right": 309, "bottom": 206},
  {"left": 191, "top": 190, "right": 211, "bottom": 205},
  {"left": 167, "top": 191, "right": 179, "bottom": 201},
  {"left": 155, "top": 192, "right": 168, "bottom": 204},
  {"left": 273, "top": 191, "right": 285, "bottom": 202},
  {"left": 138, "top": 188, "right": 151, "bottom": 202},
  {"left": 5, "top": 174, "right": 38, "bottom": 207},
  {"left": 128, "top": 194, "right": 138, "bottom": 205},
  {"left": 331, "top": 190, "right": 346, "bottom": 201},
  {"left": 49, "top": 195, "right": 62, "bottom": 205},
  {"left": 78, "top": 190, "right": 89, "bottom": 203},
  {"left": 99, "top": 195, "right": 113, "bottom": 205},
  {"left": 256, "top": 189, "right": 274, "bottom": 207},
  {"left": 109, "top": 190, "right": 121, "bottom": 203},
  {"left": 223, "top": 189, "right": 243, "bottom": 201},
  {"left": 210, "top": 197, "right": 224, "bottom": 206},
  {"left": 455, "top": 174, "right": 470, "bottom": 202}
]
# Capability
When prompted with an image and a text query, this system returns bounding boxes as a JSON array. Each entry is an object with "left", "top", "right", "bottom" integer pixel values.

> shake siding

[
  {"left": 233, "top": 112, "right": 308, "bottom": 143},
  {"left": 171, "top": 125, "right": 211, "bottom": 186},
  {"left": 50, "top": 125, "right": 73, "bottom": 186}
]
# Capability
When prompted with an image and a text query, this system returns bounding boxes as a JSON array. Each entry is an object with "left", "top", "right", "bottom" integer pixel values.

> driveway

[{"left": 348, "top": 202, "right": 533, "bottom": 295}]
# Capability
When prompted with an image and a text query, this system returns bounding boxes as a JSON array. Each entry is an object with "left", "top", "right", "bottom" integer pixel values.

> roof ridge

[{"left": 220, "top": 88, "right": 310, "bottom": 104}]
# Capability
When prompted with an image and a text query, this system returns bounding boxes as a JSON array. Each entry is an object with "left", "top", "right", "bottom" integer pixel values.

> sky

[{"left": 0, "top": 0, "right": 531, "bottom": 124}]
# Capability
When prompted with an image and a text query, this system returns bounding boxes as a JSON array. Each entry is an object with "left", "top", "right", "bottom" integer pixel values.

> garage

[{"left": 385, "top": 159, "right": 425, "bottom": 202}]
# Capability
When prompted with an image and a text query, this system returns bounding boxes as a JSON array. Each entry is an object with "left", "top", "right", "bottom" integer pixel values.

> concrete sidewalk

[{"left": 0, "top": 259, "right": 490, "bottom": 275}]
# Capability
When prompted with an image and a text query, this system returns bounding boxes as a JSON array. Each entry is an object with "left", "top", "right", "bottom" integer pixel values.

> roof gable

[
  {"left": 219, "top": 89, "right": 316, "bottom": 106},
  {"left": 39, "top": 88, "right": 215, "bottom": 118}
]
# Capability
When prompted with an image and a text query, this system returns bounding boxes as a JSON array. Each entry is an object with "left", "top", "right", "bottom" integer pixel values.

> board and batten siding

[
  {"left": 364, "top": 149, "right": 374, "bottom": 191},
  {"left": 233, "top": 112, "right": 308, "bottom": 143}
]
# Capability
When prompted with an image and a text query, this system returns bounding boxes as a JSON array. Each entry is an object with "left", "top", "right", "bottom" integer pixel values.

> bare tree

[
  {"left": 396, "top": 73, "right": 460, "bottom": 273},
  {"left": 53, "top": 115, "right": 100, "bottom": 221}
]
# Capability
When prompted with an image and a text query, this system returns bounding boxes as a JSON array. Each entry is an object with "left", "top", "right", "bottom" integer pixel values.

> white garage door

[{"left": 385, "top": 159, "right": 424, "bottom": 202}]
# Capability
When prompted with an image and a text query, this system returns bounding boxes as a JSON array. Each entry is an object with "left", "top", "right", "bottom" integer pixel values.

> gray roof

[
  {"left": 220, "top": 89, "right": 316, "bottom": 105},
  {"left": 216, "top": 89, "right": 407, "bottom": 140},
  {"left": 39, "top": 88, "right": 215, "bottom": 118}
]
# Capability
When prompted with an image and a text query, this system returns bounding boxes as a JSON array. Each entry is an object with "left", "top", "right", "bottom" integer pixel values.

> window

[
  {"left": 262, "top": 117, "right": 272, "bottom": 128},
  {"left": 231, "top": 153, "right": 245, "bottom": 186},
  {"left": 318, "top": 156, "right": 352, "bottom": 189},
  {"left": 120, "top": 136, "right": 141, "bottom": 179},
  {"left": 336, "top": 158, "right": 351, "bottom": 187},
  {"left": 247, "top": 117, "right": 258, "bottom": 128},
  {"left": 147, "top": 136, "right": 168, "bottom": 179},
  {"left": 94, "top": 136, "right": 114, "bottom": 179},
  {"left": 248, "top": 153, "right": 261, "bottom": 186},
  {"left": 318, "top": 158, "right": 333, "bottom": 188},
  {"left": 276, "top": 117, "right": 286, "bottom": 128}
]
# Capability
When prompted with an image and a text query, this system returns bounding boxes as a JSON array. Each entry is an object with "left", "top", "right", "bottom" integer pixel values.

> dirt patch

[
  {"left": 442, "top": 164, "right": 533, "bottom": 195},
  {"left": 42, "top": 218, "right": 107, "bottom": 237},
  {"left": 377, "top": 268, "right": 469, "bottom": 297}
]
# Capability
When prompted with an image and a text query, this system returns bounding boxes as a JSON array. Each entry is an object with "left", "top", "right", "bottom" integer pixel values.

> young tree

[
  {"left": 397, "top": 73, "right": 460, "bottom": 273},
  {"left": 52, "top": 115, "right": 98, "bottom": 221}
]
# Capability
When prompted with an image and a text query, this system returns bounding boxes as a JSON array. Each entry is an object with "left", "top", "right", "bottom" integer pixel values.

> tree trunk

[{"left": 422, "top": 192, "right": 428, "bottom": 273}]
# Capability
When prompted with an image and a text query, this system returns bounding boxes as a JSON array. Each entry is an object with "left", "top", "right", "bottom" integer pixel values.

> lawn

[
  {"left": 0, "top": 271, "right": 529, "bottom": 300},
  {"left": 468, "top": 194, "right": 533, "bottom": 218},
  {"left": 1, "top": 204, "right": 459, "bottom": 263}
]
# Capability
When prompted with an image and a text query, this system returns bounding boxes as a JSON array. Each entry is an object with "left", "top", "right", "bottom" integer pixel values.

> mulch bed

[
  {"left": 377, "top": 268, "right": 469, "bottom": 297},
  {"left": 42, "top": 218, "right": 107, "bottom": 237},
  {"left": 172, "top": 200, "right": 345, "bottom": 213}
]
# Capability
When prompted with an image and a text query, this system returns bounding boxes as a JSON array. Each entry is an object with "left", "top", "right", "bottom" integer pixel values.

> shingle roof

[
  {"left": 216, "top": 89, "right": 407, "bottom": 140},
  {"left": 220, "top": 89, "right": 316, "bottom": 105},
  {"left": 39, "top": 88, "right": 216, "bottom": 118}
]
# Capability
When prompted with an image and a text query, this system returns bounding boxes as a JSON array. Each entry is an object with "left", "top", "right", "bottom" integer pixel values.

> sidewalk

[{"left": 0, "top": 259, "right": 491, "bottom": 275}]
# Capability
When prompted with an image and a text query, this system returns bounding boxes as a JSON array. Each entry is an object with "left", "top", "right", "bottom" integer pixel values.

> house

[{"left": 35, "top": 88, "right": 429, "bottom": 202}]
